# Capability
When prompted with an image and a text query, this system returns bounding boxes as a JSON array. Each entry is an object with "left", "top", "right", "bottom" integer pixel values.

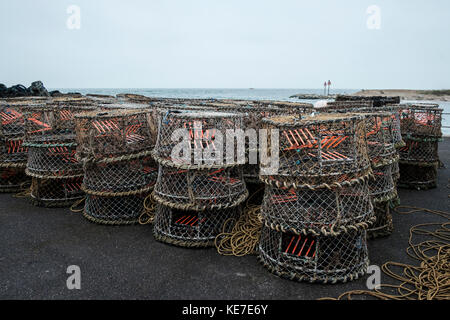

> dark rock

[
  {"left": 49, "top": 90, "right": 64, "bottom": 97},
  {"left": 0, "top": 83, "right": 7, "bottom": 95},
  {"left": 7, "top": 84, "right": 30, "bottom": 97},
  {"left": 28, "top": 81, "right": 49, "bottom": 97}
]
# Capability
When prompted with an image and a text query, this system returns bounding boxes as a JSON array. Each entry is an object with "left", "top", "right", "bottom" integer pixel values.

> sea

[{"left": 53, "top": 88, "right": 450, "bottom": 135}]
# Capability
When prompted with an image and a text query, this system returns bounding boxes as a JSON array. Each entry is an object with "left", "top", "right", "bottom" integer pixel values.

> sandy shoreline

[{"left": 352, "top": 89, "right": 450, "bottom": 102}]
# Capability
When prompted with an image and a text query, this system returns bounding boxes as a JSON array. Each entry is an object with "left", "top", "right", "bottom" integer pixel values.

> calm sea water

[{"left": 54, "top": 88, "right": 450, "bottom": 135}]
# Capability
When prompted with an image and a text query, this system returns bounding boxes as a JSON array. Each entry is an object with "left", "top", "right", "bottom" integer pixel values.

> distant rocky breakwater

[{"left": 0, "top": 81, "right": 81, "bottom": 98}]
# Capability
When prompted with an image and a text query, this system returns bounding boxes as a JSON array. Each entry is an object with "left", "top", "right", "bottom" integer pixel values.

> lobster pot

[
  {"left": 369, "top": 163, "right": 396, "bottom": 202},
  {"left": 335, "top": 95, "right": 400, "bottom": 108},
  {"left": 319, "top": 101, "right": 373, "bottom": 112},
  {"left": 74, "top": 108, "right": 158, "bottom": 161},
  {"left": 83, "top": 193, "right": 146, "bottom": 225},
  {"left": 0, "top": 166, "right": 29, "bottom": 193},
  {"left": 398, "top": 163, "right": 438, "bottom": 190},
  {"left": 367, "top": 201, "right": 394, "bottom": 240},
  {"left": 0, "top": 103, "right": 29, "bottom": 138},
  {"left": 153, "top": 164, "right": 248, "bottom": 211},
  {"left": 0, "top": 137, "right": 28, "bottom": 164},
  {"left": 30, "top": 176, "right": 84, "bottom": 207},
  {"left": 258, "top": 226, "right": 369, "bottom": 283},
  {"left": 254, "top": 101, "right": 313, "bottom": 114},
  {"left": 399, "top": 104, "right": 443, "bottom": 138},
  {"left": 25, "top": 135, "right": 82, "bottom": 178},
  {"left": 82, "top": 155, "right": 158, "bottom": 195},
  {"left": 261, "top": 179, "right": 374, "bottom": 236},
  {"left": 153, "top": 204, "right": 241, "bottom": 247},
  {"left": 376, "top": 106, "right": 404, "bottom": 148},
  {"left": 243, "top": 163, "right": 260, "bottom": 184},
  {"left": 23, "top": 104, "right": 96, "bottom": 142},
  {"left": 398, "top": 138, "right": 439, "bottom": 164},
  {"left": 153, "top": 110, "right": 244, "bottom": 166},
  {"left": 260, "top": 114, "right": 371, "bottom": 188}
]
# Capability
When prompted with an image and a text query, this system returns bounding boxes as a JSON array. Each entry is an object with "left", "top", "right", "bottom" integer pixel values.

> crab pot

[
  {"left": 83, "top": 193, "right": 147, "bottom": 225},
  {"left": 398, "top": 138, "right": 439, "bottom": 164},
  {"left": 335, "top": 95, "right": 400, "bottom": 108},
  {"left": 260, "top": 114, "right": 371, "bottom": 188},
  {"left": 0, "top": 103, "right": 28, "bottom": 138},
  {"left": 83, "top": 155, "right": 158, "bottom": 195},
  {"left": 369, "top": 163, "right": 396, "bottom": 202},
  {"left": 153, "top": 204, "right": 241, "bottom": 247},
  {"left": 23, "top": 104, "right": 96, "bottom": 142},
  {"left": 367, "top": 201, "right": 394, "bottom": 239},
  {"left": 375, "top": 106, "right": 404, "bottom": 148},
  {"left": 254, "top": 101, "right": 314, "bottom": 114},
  {"left": 318, "top": 101, "right": 373, "bottom": 112},
  {"left": 261, "top": 178, "right": 374, "bottom": 236},
  {"left": 30, "top": 176, "right": 84, "bottom": 207},
  {"left": 153, "top": 110, "right": 244, "bottom": 166},
  {"left": 153, "top": 164, "right": 248, "bottom": 211},
  {"left": 75, "top": 108, "right": 157, "bottom": 161},
  {"left": 25, "top": 135, "right": 82, "bottom": 178},
  {"left": 258, "top": 226, "right": 369, "bottom": 283},
  {"left": 0, "top": 137, "right": 28, "bottom": 164},
  {"left": 399, "top": 104, "right": 443, "bottom": 138},
  {"left": 398, "top": 162, "right": 438, "bottom": 190},
  {"left": 0, "top": 167, "right": 30, "bottom": 193}
]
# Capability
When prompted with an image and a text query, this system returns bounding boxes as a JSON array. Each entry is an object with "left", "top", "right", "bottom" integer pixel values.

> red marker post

[{"left": 327, "top": 80, "right": 331, "bottom": 96}]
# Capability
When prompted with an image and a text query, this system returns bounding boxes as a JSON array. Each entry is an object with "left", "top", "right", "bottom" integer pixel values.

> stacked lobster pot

[
  {"left": 258, "top": 114, "right": 374, "bottom": 283},
  {"left": 0, "top": 101, "right": 34, "bottom": 192},
  {"left": 22, "top": 101, "right": 94, "bottom": 207},
  {"left": 357, "top": 111, "right": 399, "bottom": 239},
  {"left": 398, "top": 104, "right": 443, "bottom": 190},
  {"left": 74, "top": 108, "right": 158, "bottom": 225},
  {"left": 152, "top": 110, "right": 248, "bottom": 247},
  {"left": 317, "top": 102, "right": 403, "bottom": 238}
]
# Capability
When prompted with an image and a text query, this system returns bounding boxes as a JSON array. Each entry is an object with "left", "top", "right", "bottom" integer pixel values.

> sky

[{"left": 0, "top": 0, "right": 449, "bottom": 89}]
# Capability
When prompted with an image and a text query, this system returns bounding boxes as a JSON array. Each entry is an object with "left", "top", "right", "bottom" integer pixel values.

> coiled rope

[
  {"left": 138, "top": 193, "right": 156, "bottom": 225},
  {"left": 215, "top": 187, "right": 264, "bottom": 256},
  {"left": 320, "top": 205, "right": 450, "bottom": 300}
]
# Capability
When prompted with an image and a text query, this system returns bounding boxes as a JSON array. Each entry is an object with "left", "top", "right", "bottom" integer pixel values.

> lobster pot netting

[
  {"left": 0, "top": 103, "right": 30, "bottom": 138},
  {"left": 30, "top": 176, "right": 84, "bottom": 207},
  {"left": 0, "top": 167, "right": 30, "bottom": 192},
  {"left": 0, "top": 137, "right": 28, "bottom": 164},
  {"left": 258, "top": 226, "right": 368, "bottom": 283},
  {"left": 398, "top": 139, "right": 439, "bottom": 164},
  {"left": 75, "top": 108, "right": 157, "bottom": 161},
  {"left": 83, "top": 156, "right": 158, "bottom": 195},
  {"left": 369, "top": 163, "right": 396, "bottom": 202},
  {"left": 317, "top": 101, "right": 373, "bottom": 113},
  {"left": 392, "top": 161, "right": 400, "bottom": 182},
  {"left": 398, "top": 163, "right": 438, "bottom": 190},
  {"left": 153, "top": 164, "right": 248, "bottom": 211},
  {"left": 153, "top": 204, "right": 241, "bottom": 247},
  {"left": 25, "top": 136, "right": 82, "bottom": 178},
  {"left": 367, "top": 201, "right": 394, "bottom": 240},
  {"left": 23, "top": 105, "right": 96, "bottom": 142},
  {"left": 399, "top": 104, "right": 443, "bottom": 138},
  {"left": 375, "top": 106, "right": 404, "bottom": 148},
  {"left": 153, "top": 110, "right": 244, "bottom": 167},
  {"left": 84, "top": 193, "right": 147, "bottom": 225},
  {"left": 261, "top": 179, "right": 374, "bottom": 236},
  {"left": 260, "top": 114, "right": 371, "bottom": 188}
]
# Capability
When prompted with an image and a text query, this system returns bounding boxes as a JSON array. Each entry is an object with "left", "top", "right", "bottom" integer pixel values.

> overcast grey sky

[{"left": 1, "top": 0, "right": 449, "bottom": 89}]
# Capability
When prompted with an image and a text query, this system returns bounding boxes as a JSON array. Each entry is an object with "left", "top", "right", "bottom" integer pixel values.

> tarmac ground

[{"left": 0, "top": 138, "right": 449, "bottom": 300}]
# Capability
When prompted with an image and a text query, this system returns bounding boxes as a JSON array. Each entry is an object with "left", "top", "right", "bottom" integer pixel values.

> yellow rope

[
  {"left": 320, "top": 205, "right": 450, "bottom": 300},
  {"left": 70, "top": 197, "right": 86, "bottom": 213},
  {"left": 215, "top": 187, "right": 264, "bottom": 256},
  {"left": 139, "top": 193, "right": 156, "bottom": 225}
]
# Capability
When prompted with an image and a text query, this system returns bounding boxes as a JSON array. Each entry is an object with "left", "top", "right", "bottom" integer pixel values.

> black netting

[
  {"left": 84, "top": 193, "right": 147, "bottom": 224},
  {"left": 153, "top": 204, "right": 241, "bottom": 247},
  {"left": 367, "top": 201, "right": 394, "bottom": 239},
  {"left": 258, "top": 226, "right": 368, "bottom": 283},
  {"left": 30, "top": 177, "right": 84, "bottom": 207},
  {"left": 369, "top": 163, "right": 396, "bottom": 202},
  {"left": 398, "top": 163, "right": 438, "bottom": 190},
  {"left": 398, "top": 139, "right": 439, "bottom": 164},
  {"left": 0, "top": 167, "right": 30, "bottom": 192}
]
